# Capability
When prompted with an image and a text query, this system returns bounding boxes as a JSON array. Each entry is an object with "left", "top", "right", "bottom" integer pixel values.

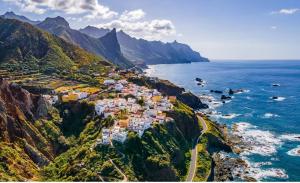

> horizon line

[{"left": 210, "top": 59, "right": 300, "bottom": 61}]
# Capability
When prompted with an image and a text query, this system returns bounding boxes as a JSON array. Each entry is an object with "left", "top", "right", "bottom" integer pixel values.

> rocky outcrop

[
  {"left": 212, "top": 153, "right": 249, "bottom": 182},
  {"left": 205, "top": 133, "right": 232, "bottom": 154},
  {"left": 37, "top": 17, "right": 133, "bottom": 69},
  {"left": 0, "top": 79, "right": 64, "bottom": 180}
]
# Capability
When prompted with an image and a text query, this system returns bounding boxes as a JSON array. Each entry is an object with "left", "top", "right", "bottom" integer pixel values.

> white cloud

[
  {"left": 270, "top": 26, "right": 277, "bottom": 30},
  {"left": 120, "top": 9, "right": 145, "bottom": 22},
  {"left": 3, "top": 0, "right": 118, "bottom": 18},
  {"left": 2, "top": 0, "right": 177, "bottom": 41},
  {"left": 97, "top": 9, "right": 176, "bottom": 40},
  {"left": 271, "top": 8, "right": 300, "bottom": 15},
  {"left": 97, "top": 19, "right": 176, "bottom": 40}
]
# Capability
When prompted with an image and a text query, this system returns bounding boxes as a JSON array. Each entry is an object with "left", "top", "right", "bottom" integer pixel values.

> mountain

[
  {"left": 117, "top": 30, "right": 209, "bottom": 65},
  {"left": 79, "top": 26, "right": 110, "bottom": 39},
  {"left": 0, "top": 18, "right": 110, "bottom": 74},
  {"left": 37, "top": 17, "right": 134, "bottom": 69},
  {"left": 79, "top": 26, "right": 209, "bottom": 65},
  {"left": 0, "top": 11, "right": 40, "bottom": 25}
]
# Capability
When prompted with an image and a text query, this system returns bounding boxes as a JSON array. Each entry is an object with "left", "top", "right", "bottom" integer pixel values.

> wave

[
  {"left": 235, "top": 89, "right": 250, "bottom": 94},
  {"left": 233, "top": 122, "right": 282, "bottom": 156},
  {"left": 231, "top": 156, "right": 288, "bottom": 181},
  {"left": 245, "top": 160, "right": 288, "bottom": 180},
  {"left": 287, "top": 146, "right": 300, "bottom": 157},
  {"left": 271, "top": 96, "right": 286, "bottom": 101},
  {"left": 280, "top": 134, "right": 300, "bottom": 142},
  {"left": 247, "top": 167, "right": 288, "bottom": 180},
  {"left": 221, "top": 113, "right": 240, "bottom": 119},
  {"left": 246, "top": 96, "right": 252, "bottom": 100},
  {"left": 262, "top": 113, "right": 280, "bottom": 119}
]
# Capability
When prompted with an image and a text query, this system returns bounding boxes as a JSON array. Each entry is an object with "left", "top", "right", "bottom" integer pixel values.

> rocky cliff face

[
  {"left": 0, "top": 79, "right": 65, "bottom": 181},
  {"left": 117, "top": 31, "right": 209, "bottom": 65},
  {"left": 78, "top": 26, "right": 209, "bottom": 66},
  {"left": 37, "top": 17, "right": 133, "bottom": 69}
]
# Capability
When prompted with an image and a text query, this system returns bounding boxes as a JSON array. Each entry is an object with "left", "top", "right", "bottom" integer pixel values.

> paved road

[
  {"left": 186, "top": 115, "right": 208, "bottom": 182},
  {"left": 109, "top": 159, "right": 128, "bottom": 182}
]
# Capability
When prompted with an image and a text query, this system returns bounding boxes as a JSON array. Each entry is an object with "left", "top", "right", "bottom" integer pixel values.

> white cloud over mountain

[
  {"left": 120, "top": 9, "right": 145, "bottom": 22},
  {"left": 97, "top": 9, "right": 176, "bottom": 40},
  {"left": 3, "top": 0, "right": 118, "bottom": 19},
  {"left": 2, "top": 0, "right": 177, "bottom": 40}
]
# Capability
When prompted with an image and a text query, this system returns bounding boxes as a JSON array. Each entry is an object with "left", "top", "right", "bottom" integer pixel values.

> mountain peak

[
  {"left": 42, "top": 16, "right": 70, "bottom": 28},
  {"left": 4, "top": 11, "right": 16, "bottom": 16},
  {"left": 103, "top": 28, "right": 117, "bottom": 40},
  {"left": 1, "top": 11, "right": 40, "bottom": 25},
  {"left": 79, "top": 26, "right": 110, "bottom": 38}
]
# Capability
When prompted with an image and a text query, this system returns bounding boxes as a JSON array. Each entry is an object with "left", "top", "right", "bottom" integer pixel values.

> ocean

[{"left": 145, "top": 60, "right": 300, "bottom": 181}]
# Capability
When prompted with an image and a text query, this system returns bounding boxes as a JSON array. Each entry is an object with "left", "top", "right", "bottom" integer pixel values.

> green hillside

[{"left": 0, "top": 18, "right": 111, "bottom": 74}]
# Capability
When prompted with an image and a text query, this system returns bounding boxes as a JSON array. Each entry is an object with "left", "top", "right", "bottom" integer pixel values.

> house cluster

[
  {"left": 95, "top": 81, "right": 176, "bottom": 145},
  {"left": 61, "top": 91, "right": 89, "bottom": 102}
]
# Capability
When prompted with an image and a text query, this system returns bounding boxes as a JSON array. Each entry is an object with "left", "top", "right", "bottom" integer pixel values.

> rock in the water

[
  {"left": 211, "top": 90, "right": 223, "bottom": 94},
  {"left": 221, "top": 95, "right": 232, "bottom": 100},
  {"left": 195, "top": 78, "right": 203, "bottom": 82}
]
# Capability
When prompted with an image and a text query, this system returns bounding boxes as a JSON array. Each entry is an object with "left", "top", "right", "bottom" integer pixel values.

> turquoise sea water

[{"left": 145, "top": 61, "right": 300, "bottom": 181}]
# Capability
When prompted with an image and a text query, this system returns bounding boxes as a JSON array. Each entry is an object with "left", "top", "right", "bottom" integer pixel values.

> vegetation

[
  {"left": 0, "top": 143, "right": 39, "bottom": 181},
  {"left": 193, "top": 116, "right": 231, "bottom": 181},
  {"left": 0, "top": 18, "right": 112, "bottom": 83},
  {"left": 37, "top": 100, "right": 199, "bottom": 181},
  {"left": 193, "top": 137, "right": 212, "bottom": 182}
]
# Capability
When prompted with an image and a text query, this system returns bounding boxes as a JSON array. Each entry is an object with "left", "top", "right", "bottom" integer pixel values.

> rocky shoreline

[{"left": 203, "top": 118, "right": 259, "bottom": 182}]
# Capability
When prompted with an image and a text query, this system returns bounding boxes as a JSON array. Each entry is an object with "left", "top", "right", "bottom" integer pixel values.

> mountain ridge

[
  {"left": 0, "top": 11, "right": 41, "bottom": 25},
  {"left": 1, "top": 11, "right": 209, "bottom": 68},
  {"left": 37, "top": 16, "right": 134, "bottom": 69},
  {"left": 80, "top": 26, "right": 209, "bottom": 65}
]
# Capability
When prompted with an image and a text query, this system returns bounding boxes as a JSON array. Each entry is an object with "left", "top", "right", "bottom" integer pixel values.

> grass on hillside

[{"left": 193, "top": 116, "right": 224, "bottom": 181}]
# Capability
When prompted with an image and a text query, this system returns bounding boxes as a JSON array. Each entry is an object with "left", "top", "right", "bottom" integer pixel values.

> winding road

[
  {"left": 186, "top": 115, "right": 208, "bottom": 182},
  {"left": 109, "top": 159, "right": 128, "bottom": 182}
]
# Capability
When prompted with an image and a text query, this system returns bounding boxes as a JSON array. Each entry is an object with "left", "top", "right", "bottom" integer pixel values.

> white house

[
  {"left": 118, "top": 79, "right": 128, "bottom": 85},
  {"left": 104, "top": 79, "right": 116, "bottom": 85},
  {"left": 95, "top": 101, "right": 106, "bottom": 115},
  {"left": 102, "top": 135, "right": 110, "bottom": 145},
  {"left": 115, "top": 83, "right": 124, "bottom": 91},
  {"left": 111, "top": 131, "right": 127, "bottom": 143},
  {"left": 77, "top": 92, "right": 88, "bottom": 99}
]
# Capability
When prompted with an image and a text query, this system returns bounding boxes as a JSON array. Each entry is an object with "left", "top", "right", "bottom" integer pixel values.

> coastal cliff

[
  {"left": 129, "top": 76, "right": 208, "bottom": 110},
  {"left": 0, "top": 76, "right": 231, "bottom": 181}
]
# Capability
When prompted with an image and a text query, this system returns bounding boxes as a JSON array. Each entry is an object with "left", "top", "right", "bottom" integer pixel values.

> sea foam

[
  {"left": 271, "top": 97, "right": 286, "bottom": 101},
  {"left": 233, "top": 122, "right": 282, "bottom": 156},
  {"left": 280, "top": 134, "right": 300, "bottom": 142},
  {"left": 262, "top": 113, "right": 280, "bottom": 119},
  {"left": 287, "top": 146, "right": 300, "bottom": 157}
]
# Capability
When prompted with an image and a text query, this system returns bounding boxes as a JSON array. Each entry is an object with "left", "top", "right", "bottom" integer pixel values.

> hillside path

[
  {"left": 186, "top": 115, "right": 208, "bottom": 182},
  {"left": 109, "top": 159, "right": 128, "bottom": 182}
]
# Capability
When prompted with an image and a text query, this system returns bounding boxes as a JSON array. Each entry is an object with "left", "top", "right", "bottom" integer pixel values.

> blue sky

[{"left": 1, "top": 0, "right": 300, "bottom": 60}]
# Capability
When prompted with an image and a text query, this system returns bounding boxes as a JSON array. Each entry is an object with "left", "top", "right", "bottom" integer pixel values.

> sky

[{"left": 0, "top": 0, "right": 300, "bottom": 60}]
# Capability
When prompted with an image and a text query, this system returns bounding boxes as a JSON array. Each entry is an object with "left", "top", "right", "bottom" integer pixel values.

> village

[{"left": 41, "top": 70, "right": 177, "bottom": 146}]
